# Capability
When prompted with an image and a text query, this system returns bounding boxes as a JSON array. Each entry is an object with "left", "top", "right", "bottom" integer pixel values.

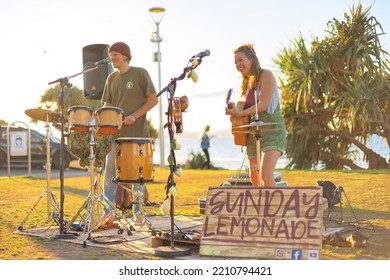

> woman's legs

[
  {"left": 201, "top": 148, "right": 210, "bottom": 169},
  {"left": 249, "top": 149, "right": 282, "bottom": 187}
]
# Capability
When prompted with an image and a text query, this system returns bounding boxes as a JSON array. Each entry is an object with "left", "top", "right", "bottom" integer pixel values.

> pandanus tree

[{"left": 274, "top": 3, "right": 390, "bottom": 169}]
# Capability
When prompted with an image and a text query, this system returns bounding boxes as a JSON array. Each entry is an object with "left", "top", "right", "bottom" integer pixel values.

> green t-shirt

[{"left": 101, "top": 66, "right": 156, "bottom": 138}]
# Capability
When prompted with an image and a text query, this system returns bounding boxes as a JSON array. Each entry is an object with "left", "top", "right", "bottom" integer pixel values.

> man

[{"left": 101, "top": 42, "right": 158, "bottom": 217}]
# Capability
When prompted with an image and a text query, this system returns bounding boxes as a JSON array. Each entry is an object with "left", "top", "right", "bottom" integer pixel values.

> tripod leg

[
  {"left": 127, "top": 183, "right": 155, "bottom": 230},
  {"left": 82, "top": 200, "right": 93, "bottom": 248},
  {"left": 324, "top": 186, "right": 342, "bottom": 229},
  {"left": 18, "top": 191, "right": 47, "bottom": 230},
  {"left": 340, "top": 187, "right": 361, "bottom": 228},
  {"left": 66, "top": 195, "right": 91, "bottom": 231},
  {"left": 100, "top": 194, "right": 133, "bottom": 235}
]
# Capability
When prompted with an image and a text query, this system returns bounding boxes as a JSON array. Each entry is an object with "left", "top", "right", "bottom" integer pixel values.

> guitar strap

[{"left": 244, "top": 89, "right": 255, "bottom": 110}]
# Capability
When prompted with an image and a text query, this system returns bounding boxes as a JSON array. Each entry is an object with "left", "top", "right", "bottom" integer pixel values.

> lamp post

[{"left": 149, "top": 7, "right": 165, "bottom": 168}]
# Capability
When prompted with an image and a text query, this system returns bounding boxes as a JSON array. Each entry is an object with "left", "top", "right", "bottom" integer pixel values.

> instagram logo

[{"left": 275, "top": 248, "right": 285, "bottom": 259}]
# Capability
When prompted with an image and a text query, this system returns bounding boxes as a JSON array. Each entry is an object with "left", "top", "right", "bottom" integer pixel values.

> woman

[
  {"left": 200, "top": 125, "right": 212, "bottom": 169},
  {"left": 225, "top": 43, "right": 286, "bottom": 187}
]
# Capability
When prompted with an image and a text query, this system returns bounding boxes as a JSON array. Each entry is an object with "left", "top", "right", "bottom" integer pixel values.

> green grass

[{"left": 1, "top": 168, "right": 389, "bottom": 259}]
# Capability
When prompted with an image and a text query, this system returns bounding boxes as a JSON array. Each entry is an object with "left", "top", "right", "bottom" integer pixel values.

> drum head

[
  {"left": 96, "top": 106, "right": 124, "bottom": 114},
  {"left": 68, "top": 105, "right": 93, "bottom": 113}
]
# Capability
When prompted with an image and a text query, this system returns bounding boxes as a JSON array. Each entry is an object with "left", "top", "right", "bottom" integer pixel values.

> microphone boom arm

[{"left": 157, "top": 56, "right": 204, "bottom": 98}]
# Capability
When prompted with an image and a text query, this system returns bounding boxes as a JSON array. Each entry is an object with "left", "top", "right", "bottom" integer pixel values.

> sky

[{"left": 0, "top": 0, "right": 389, "bottom": 137}]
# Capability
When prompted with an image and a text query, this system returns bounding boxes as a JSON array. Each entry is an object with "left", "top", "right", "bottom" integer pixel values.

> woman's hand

[{"left": 225, "top": 106, "right": 241, "bottom": 118}]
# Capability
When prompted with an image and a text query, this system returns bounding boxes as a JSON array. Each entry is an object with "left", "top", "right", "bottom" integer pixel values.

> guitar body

[
  {"left": 231, "top": 101, "right": 249, "bottom": 146},
  {"left": 226, "top": 89, "right": 249, "bottom": 146}
]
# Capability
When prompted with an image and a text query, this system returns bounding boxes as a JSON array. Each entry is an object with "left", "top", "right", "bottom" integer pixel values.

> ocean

[{"left": 152, "top": 133, "right": 389, "bottom": 170}]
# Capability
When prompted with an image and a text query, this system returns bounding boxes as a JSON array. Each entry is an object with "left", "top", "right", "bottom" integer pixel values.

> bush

[{"left": 183, "top": 151, "right": 206, "bottom": 169}]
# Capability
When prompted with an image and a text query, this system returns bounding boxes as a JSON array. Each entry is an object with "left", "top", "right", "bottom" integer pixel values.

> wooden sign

[{"left": 200, "top": 186, "right": 323, "bottom": 259}]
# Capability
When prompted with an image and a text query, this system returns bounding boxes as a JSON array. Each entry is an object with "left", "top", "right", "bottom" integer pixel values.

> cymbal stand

[
  {"left": 252, "top": 89, "right": 263, "bottom": 187},
  {"left": 18, "top": 114, "right": 63, "bottom": 230},
  {"left": 253, "top": 130, "right": 263, "bottom": 187},
  {"left": 68, "top": 124, "right": 133, "bottom": 247}
]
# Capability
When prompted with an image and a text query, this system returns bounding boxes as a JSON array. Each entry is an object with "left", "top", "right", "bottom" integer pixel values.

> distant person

[
  {"left": 225, "top": 43, "right": 286, "bottom": 187},
  {"left": 200, "top": 125, "right": 213, "bottom": 169},
  {"left": 101, "top": 41, "right": 158, "bottom": 219}
]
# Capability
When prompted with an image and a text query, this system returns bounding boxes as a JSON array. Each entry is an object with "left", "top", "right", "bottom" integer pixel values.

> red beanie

[{"left": 109, "top": 42, "right": 131, "bottom": 60}]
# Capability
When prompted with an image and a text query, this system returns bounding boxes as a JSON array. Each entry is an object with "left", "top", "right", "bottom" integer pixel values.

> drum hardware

[
  {"left": 112, "top": 137, "right": 155, "bottom": 231},
  {"left": 116, "top": 183, "right": 154, "bottom": 231},
  {"left": 67, "top": 119, "right": 134, "bottom": 248},
  {"left": 234, "top": 120, "right": 282, "bottom": 128},
  {"left": 24, "top": 108, "right": 61, "bottom": 123},
  {"left": 231, "top": 123, "right": 281, "bottom": 187},
  {"left": 18, "top": 112, "right": 64, "bottom": 231},
  {"left": 47, "top": 60, "right": 112, "bottom": 239},
  {"left": 248, "top": 99, "right": 265, "bottom": 187},
  {"left": 232, "top": 128, "right": 278, "bottom": 134}
]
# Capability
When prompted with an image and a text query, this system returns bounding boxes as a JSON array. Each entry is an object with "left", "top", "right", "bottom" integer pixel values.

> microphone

[
  {"left": 192, "top": 50, "right": 210, "bottom": 59},
  {"left": 92, "top": 57, "right": 111, "bottom": 66}
]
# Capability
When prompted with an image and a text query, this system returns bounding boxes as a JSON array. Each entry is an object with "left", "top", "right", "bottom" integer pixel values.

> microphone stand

[
  {"left": 154, "top": 55, "right": 206, "bottom": 257},
  {"left": 47, "top": 65, "right": 102, "bottom": 239}
]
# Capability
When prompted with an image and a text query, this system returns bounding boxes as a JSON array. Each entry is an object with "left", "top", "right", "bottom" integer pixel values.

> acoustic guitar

[{"left": 226, "top": 89, "right": 249, "bottom": 146}]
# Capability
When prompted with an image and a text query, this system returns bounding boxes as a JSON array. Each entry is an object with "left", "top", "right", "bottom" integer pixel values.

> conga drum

[
  {"left": 67, "top": 106, "right": 93, "bottom": 133},
  {"left": 114, "top": 137, "right": 154, "bottom": 183},
  {"left": 95, "top": 106, "right": 124, "bottom": 135}
]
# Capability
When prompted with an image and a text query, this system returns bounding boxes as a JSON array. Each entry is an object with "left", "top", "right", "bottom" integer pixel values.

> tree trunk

[
  {"left": 323, "top": 129, "right": 389, "bottom": 169},
  {"left": 319, "top": 152, "right": 363, "bottom": 170}
]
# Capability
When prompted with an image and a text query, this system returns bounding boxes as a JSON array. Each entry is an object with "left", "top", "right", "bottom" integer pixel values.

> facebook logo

[{"left": 291, "top": 250, "right": 302, "bottom": 260}]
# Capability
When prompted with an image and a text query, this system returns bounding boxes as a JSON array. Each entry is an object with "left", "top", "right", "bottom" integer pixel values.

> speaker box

[{"left": 82, "top": 44, "right": 114, "bottom": 99}]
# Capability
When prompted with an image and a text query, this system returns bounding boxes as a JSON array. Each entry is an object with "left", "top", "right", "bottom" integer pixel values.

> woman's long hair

[
  {"left": 234, "top": 43, "right": 263, "bottom": 98},
  {"left": 199, "top": 125, "right": 210, "bottom": 140}
]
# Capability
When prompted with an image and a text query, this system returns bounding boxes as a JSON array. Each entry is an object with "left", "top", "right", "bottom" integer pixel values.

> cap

[{"left": 109, "top": 42, "right": 131, "bottom": 60}]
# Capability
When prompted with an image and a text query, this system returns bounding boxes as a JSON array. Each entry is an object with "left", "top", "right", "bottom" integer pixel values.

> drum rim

[
  {"left": 96, "top": 106, "right": 124, "bottom": 114},
  {"left": 68, "top": 105, "right": 93, "bottom": 112},
  {"left": 115, "top": 137, "right": 153, "bottom": 143}
]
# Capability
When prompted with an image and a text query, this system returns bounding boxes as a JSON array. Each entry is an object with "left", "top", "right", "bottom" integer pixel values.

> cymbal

[
  {"left": 233, "top": 121, "right": 282, "bottom": 129},
  {"left": 25, "top": 108, "right": 61, "bottom": 123},
  {"left": 232, "top": 128, "right": 278, "bottom": 134}
]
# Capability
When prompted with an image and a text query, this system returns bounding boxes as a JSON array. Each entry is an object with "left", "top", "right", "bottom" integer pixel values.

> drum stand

[
  {"left": 18, "top": 116, "right": 64, "bottom": 230},
  {"left": 68, "top": 126, "right": 133, "bottom": 248},
  {"left": 126, "top": 180, "right": 154, "bottom": 231}
]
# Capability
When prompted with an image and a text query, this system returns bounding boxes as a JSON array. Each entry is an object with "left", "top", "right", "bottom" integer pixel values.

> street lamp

[{"left": 149, "top": 7, "right": 165, "bottom": 168}]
